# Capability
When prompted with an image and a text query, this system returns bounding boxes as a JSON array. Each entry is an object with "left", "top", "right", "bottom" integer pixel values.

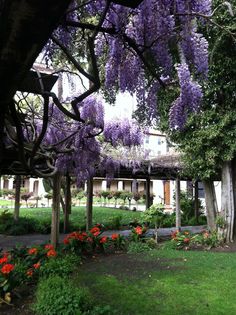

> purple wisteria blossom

[{"left": 169, "top": 63, "right": 203, "bottom": 130}]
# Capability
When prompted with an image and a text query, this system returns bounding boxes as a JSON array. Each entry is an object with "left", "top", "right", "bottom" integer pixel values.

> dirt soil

[
  {"left": 211, "top": 242, "right": 236, "bottom": 252},
  {"left": 79, "top": 252, "right": 184, "bottom": 283},
  {"left": 0, "top": 286, "right": 35, "bottom": 315}
]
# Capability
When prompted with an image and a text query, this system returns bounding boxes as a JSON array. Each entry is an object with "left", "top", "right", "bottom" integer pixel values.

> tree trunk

[
  {"left": 232, "top": 158, "right": 236, "bottom": 240},
  {"left": 14, "top": 175, "right": 21, "bottom": 221},
  {"left": 221, "top": 161, "right": 235, "bottom": 242},
  {"left": 51, "top": 173, "right": 61, "bottom": 247},
  {"left": 203, "top": 180, "right": 217, "bottom": 231},
  {"left": 86, "top": 177, "right": 93, "bottom": 231},
  {"left": 175, "top": 178, "right": 181, "bottom": 230},
  {"left": 64, "top": 175, "right": 71, "bottom": 233}
]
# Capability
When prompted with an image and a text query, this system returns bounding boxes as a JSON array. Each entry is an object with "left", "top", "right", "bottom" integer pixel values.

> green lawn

[
  {"left": 75, "top": 248, "right": 236, "bottom": 315},
  {"left": 0, "top": 199, "right": 13, "bottom": 207},
  {"left": 0, "top": 206, "right": 142, "bottom": 230}
]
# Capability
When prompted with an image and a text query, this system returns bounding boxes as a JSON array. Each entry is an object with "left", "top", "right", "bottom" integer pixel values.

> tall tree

[{"left": 152, "top": 1, "right": 236, "bottom": 239}]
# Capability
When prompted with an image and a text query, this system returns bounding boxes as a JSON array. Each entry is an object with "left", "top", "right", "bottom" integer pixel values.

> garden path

[{"left": 0, "top": 225, "right": 206, "bottom": 250}]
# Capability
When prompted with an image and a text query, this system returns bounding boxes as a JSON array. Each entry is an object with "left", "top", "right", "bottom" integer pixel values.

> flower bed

[
  {"left": 171, "top": 230, "right": 220, "bottom": 250},
  {"left": 0, "top": 224, "right": 128, "bottom": 306}
]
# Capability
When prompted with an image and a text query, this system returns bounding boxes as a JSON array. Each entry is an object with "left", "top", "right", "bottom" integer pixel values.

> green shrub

[
  {"left": 84, "top": 305, "right": 117, "bottom": 314},
  {"left": 188, "top": 216, "right": 207, "bottom": 226},
  {"left": 0, "top": 211, "right": 36, "bottom": 235},
  {"left": 0, "top": 209, "right": 13, "bottom": 222},
  {"left": 33, "top": 276, "right": 93, "bottom": 315},
  {"left": 34, "top": 219, "right": 51, "bottom": 234},
  {"left": 39, "top": 254, "right": 80, "bottom": 278},
  {"left": 127, "top": 241, "right": 152, "bottom": 253},
  {"left": 107, "top": 215, "right": 122, "bottom": 230},
  {"left": 173, "top": 191, "right": 203, "bottom": 222}
]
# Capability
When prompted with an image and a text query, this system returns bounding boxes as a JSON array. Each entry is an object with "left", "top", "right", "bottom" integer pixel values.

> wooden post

[
  {"left": 86, "top": 177, "right": 93, "bottom": 231},
  {"left": 64, "top": 175, "right": 71, "bottom": 234},
  {"left": 51, "top": 173, "right": 61, "bottom": 247},
  {"left": 175, "top": 178, "right": 181, "bottom": 230},
  {"left": 194, "top": 180, "right": 199, "bottom": 223},
  {"left": 203, "top": 180, "right": 217, "bottom": 232},
  {"left": 146, "top": 177, "right": 151, "bottom": 210},
  {"left": 14, "top": 175, "right": 21, "bottom": 221}
]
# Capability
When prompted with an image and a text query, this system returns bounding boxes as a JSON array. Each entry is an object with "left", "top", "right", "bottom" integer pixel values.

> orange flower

[
  {"left": 27, "top": 269, "right": 33, "bottom": 277},
  {"left": 184, "top": 231, "right": 189, "bottom": 235},
  {"left": 1, "top": 264, "right": 14, "bottom": 274},
  {"left": 47, "top": 249, "right": 57, "bottom": 257},
  {"left": 44, "top": 244, "right": 54, "bottom": 250},
  {"left": 28, "top": 248, "right": 38, "bottom": 255},
  {"left": 184, "top": 238, "right": 190, "bottom": 243},
  {"left": 111, "top": 233, "right": 119, "bottom": 240},
  {"left": 134, "top": 226, "right": 143, "bottom": 235},
  {"left": 203, "top": 232, "right": 209, "bottom": 238},
  {"left": 33, "top": 262, "right": 41, "bottom": 269},
  {"left": 100, "top": 236, "right": 108, "bottom": 244},
  {"left": 171, "top": 230, "right": 179, "bottom": 239},
  {"left": 90, "top": 226, "right": 100, "bottom": 236},
  {"left": 0, "top": 256, "right": 8, "bottom": 264}
]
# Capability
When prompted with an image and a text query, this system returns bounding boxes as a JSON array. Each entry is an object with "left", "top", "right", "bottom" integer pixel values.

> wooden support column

[
  {"left": 146, "top": 177, "right": 151, "bottom": 210},
  {"left": 194, "top": 180, "right": 199, "bottom": 223},
  {"left": 64, "top": 175, "right": 71, "bottom": 234},
  {"left": 175, "top": 177, "right": 181, "bottom": 230},
  {"left": 14, "top": 175, "right": 21, "bottom": 222},
  {"left": 51, "top": 173, "right": 61, "bottom": 247},
  {"left": 86, "top": 177, "right": 93, "bottom": 231}
]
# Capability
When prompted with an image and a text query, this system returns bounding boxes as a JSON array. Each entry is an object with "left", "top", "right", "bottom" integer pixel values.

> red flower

[
  {"left": 1, "top": 264, "right": 14, "bottom": 274},
  {"left": 28, "top": 248, "right": 38, "bottom": 255},
  {"left": 87, "top": 237, "right": 93, "bottom": 243},
  {"left": 47, "top": 249, "right": 57, "bottom": 257},
  {"left": 111, "top": 233, "right": 119, "bottom": 240},
  {"left": 27, "top": 269, "right": 33, "bottom": 277},
  {"left": 184, "top": 238, "right": 190, "bottom": 243},
  {"left": 134, "top": 226, "right": 143, "bottom": 235},
  {"left": 33, "top": 262, "right": 41, "bottom": 269},
  {"left": 100, "top": 236, "right": 108, "bottom": 244},
  {"left": 77, "top": 233, "right": 85, "bottom": 241},
  {"left": 0, "top": 256, "right": 8, "bottom": 264},
  {"left": 44, "top": 244, "right": 54, "bottom": 250},
  {"left": 93, "top": 231, "right": 100, "bottom": 237},
  {"left": 90, "top": 227, "right": 100, "bottom": 236},
  {"left": 63, "top": 238, "right": 70, "bottom": 245}
]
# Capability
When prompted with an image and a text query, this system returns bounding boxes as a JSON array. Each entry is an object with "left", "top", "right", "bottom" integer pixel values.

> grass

[
  {"left": 0, "top": 206, "right": 142, "bottom": 230},
  {"left": 0, "top": 199, "right": 13, "bottom": 207},
  {"left": 75, "top": 248, "right": 236, "bottom": 315}
]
